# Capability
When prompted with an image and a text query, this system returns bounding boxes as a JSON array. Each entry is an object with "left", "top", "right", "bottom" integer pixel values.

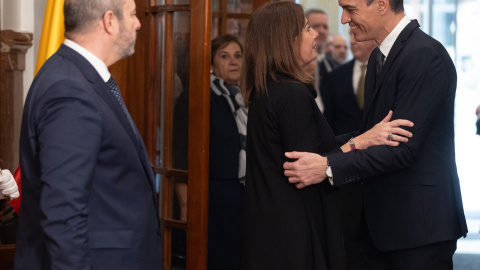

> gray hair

[
  {"left": 64, "top": 0, "right": 125, "bottom": 39},
  {"left": 304, "top": 8, "right": 327, "bottom": 19}
]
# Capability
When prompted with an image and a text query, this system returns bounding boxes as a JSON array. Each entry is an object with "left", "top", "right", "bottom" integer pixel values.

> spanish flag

[
  {"left": 12, "top": 0, "right": 65, "bottom": 214},
  {"left": 34, "top": 0, "right": 65, "bottom": 75}
]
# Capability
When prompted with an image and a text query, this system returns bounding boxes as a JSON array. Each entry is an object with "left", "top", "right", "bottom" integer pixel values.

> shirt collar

[
  {"left": 379, "top": 15, "right": 410, "bottom": 59},
  {"left": 64, "top": 39, "right": 111, "bottom": 82}
]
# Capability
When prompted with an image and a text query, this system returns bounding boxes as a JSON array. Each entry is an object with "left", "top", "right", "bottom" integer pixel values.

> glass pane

[
  {"left": 231, "top": 18, "right": 248, "bottom": 43},
  {"left": 231, "top": 0, "right": 252, "bottom": 13},
  {"left": 432, "top": 3, "right": 455, "bottom": 47},
  {"left": 156, "top": 13, "right": 166, "bottom": 168},
  {"left": 212, "top": 17, "right": 220, "bottom": 39},
  {"left": 152, "top": 0, "right": 165, "bottom": 6},
  {"left": 171, "top": 11, "right": 190, "bottom": 270},
  {"left": 172, "top": 11, "right": 190, "bottom": 172},
  {"left": 212, "top": 0, "right": 220, "bottom": 12},
  {"left": 173, "top": 0, "right": 189, "bottom": 4},
  {"left": 405, "top": 0, "right": 430, "bottom": 31}
]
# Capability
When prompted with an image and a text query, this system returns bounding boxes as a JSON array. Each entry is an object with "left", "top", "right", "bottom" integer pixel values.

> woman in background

[{"left": 209, "top": 34, "right": 247, "bottom": 270}]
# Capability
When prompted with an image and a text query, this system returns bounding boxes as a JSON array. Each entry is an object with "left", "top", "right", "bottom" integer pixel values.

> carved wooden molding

[{"left": 0, "top": 30, "right": 33, "bottom": 172}]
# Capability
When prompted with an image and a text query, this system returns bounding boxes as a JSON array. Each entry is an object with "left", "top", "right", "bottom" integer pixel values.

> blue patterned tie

[{"left": 106, "top": 77, "right": 139, "bottom": 140}]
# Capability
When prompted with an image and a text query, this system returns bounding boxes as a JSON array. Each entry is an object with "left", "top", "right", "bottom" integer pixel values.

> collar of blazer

[
  {"left": 55, "top": 45, "right": 156, "bottom": 191},
  {"left": 362, "top": 20, "right": 420, "bottom": 124},
  {"left": 57, "top": 45, "right": 139, "bottom": 144}
]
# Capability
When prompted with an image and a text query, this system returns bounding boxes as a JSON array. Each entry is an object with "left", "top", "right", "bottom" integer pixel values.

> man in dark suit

[
  {"left": 284, "top": 0, "right": 468, "bottom": 269},
  {"left": 15, "top": 0, "right": 162, "bottom": 269},
  {"left": 324, "top": 29, "right": 377, "bottom": 135}
]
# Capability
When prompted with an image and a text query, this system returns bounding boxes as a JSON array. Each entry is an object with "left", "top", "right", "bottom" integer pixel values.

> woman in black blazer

[{"left": 240, "top": 2, "right": 412, "bottom": 269}]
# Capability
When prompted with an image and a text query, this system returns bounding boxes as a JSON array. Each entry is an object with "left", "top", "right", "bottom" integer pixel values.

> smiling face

[
  {"left": 211, "top": 42, "right": 243, "bottom": 85},
  {"left": 339, "top": 0, "right": 383, "bottom": 44},
  {"left": 298, "top": 19, "right": 319, "bottom": 67}
]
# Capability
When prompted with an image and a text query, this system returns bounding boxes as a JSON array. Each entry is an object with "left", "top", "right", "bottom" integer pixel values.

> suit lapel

[
  {"left": 56, "top": 45, "right": 156, "bottom": 189},
  {"left": 362, "top": 20, "right": 420, "bottom": 126}
]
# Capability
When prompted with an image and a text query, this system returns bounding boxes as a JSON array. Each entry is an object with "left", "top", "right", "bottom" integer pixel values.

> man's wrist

[{"left": 349, "top": 137, "right": 356, "bottom": 150}]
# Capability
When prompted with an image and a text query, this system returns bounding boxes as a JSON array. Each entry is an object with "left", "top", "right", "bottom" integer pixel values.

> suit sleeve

[
  {"left": 328, "top": 45, "right": 453, "bottom": 185},
  {"left": 36, "top": 79, "right": 102, "bottom": 269}
]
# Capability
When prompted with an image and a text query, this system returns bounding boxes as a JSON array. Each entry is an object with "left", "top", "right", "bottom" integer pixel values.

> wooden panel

[
  {"left": 186, "top": 0, "right": 211, "bottom": 269},
  {"left": 0, "top": 245, "right": 15, "bottom": 270},
  {"left": 0, "top": 31, "right": 32, "bottom": 172}
]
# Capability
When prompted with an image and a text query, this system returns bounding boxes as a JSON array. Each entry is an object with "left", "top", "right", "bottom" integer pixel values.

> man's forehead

[
  {"left": 307, "top": 13, "right": 328, "bottom": 22},
  {"left": 339, "top": 0, "right": 360, "bottom": 8}
]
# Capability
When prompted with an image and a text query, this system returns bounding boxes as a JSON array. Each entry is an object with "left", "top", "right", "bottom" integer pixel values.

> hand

[
  {"left": 283, "top": 152, "right": 327, "bottom": 189},
  {"left": 0, "top": 169, "right": 20, "bottom": 200},
  {"left": 355, "top": 110, "right": 414, "bottom": 149}
]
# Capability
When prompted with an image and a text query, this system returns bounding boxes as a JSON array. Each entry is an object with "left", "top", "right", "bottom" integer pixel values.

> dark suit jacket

[
  {"left": 327, "top": 20, "right": 468, "bottom": 251},
  {"left": 476, "top": 117, "right": 480, "bottom": 135},
  {"left": 323, "top": 60, "right": 363, "bottom": 135},
  {"left": 16, "top": 45, "right": 162, "bottom": 269},
  {"left": 317, "top": 54, "right": 340, "bottom": 102}
]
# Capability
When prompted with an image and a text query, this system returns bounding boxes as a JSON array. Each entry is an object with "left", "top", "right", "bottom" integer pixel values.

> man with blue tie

[
  {"left": 284, "top": 0, "right": 468, "bottom": 268},
  {"left": 15, "top": 0, "right": 162, "bottom": 269}
]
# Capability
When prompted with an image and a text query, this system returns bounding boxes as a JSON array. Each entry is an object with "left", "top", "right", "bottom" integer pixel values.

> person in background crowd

[
  {"left": 305, "top": 8, "right": 329, "bottom": 112},
  {"left": 172, "top": 34, "right": 247, "bottom": 270},
  {"left": 476, "top": 105, "right": 480, "bottom": 135},
  {"left": 15, "top": 0, "right": 162, "bottom": 269},
  {"left": 324, "top": 29, "right": 377, "bottom": 135},
  {"left": 329, "top": 33, "right": 348, "bottom": 66},
  {"left": 284, "top": 0, "right": 468, "bottom": 269},
  {"left": 208, "top": 34, "right": 247, "bottom": 270}
]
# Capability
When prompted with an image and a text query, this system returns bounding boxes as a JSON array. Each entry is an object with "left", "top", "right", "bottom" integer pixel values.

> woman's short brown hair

[
  {"left": 241, "top": 1, "right": 312, "bottom": 106},
  {"left": 211, "top": 34, "right": 244, "bottom": 65}
]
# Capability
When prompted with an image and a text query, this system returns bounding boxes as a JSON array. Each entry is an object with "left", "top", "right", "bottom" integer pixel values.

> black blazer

[
  {"left": 242, "top": 77, "right": 345, "bottom": 270},
  {"left": 327, "top": 20, "right": 468, "bottom": 251},
  {"left": 323, "top": 60, "right": 363, "bottom": 135},
  {"left": 16, "top": 45, "right": 162, "bottom": 269}
]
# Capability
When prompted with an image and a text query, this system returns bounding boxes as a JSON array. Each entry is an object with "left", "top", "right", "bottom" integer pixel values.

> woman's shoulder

[{"left": 266, "top": 77, "right": 316, "bottom": 99}]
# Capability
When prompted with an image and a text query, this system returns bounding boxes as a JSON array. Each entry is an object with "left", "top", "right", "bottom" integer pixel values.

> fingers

[
  {"left": 390, "top": 119, "right": 414, "bottom": 128},
  {"left": 2, "top": 184, "right": 18, "bottom": 196},
  {"left": 9, "top": 191, "right": 20, "bottom": 199},
  {"left": 391, "top": 127, "right": 412, "bottom": 139},
  {"left": 0, "top": 177, "right": 16, "bottom": 190},
  {"left": 0, "top": 169, "right": 13, "bottom": 182},
  {"left": 295, "top": 183, "right": 306, "bottom": 189},
  {"left": 284, "top": 151, "right": 306, "bottom": 160},
  {"left": 381, "top": 110, "right": 393, "bottom": 123}
]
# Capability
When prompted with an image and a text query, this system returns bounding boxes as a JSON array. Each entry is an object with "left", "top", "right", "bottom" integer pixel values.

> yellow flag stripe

[{"left": 35, "top": 0, "right": 65, "bottom": 76}]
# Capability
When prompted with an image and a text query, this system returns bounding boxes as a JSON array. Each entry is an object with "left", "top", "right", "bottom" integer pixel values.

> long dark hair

[{"left": 240, "top": 1, "right": 312, "bottom": 107}]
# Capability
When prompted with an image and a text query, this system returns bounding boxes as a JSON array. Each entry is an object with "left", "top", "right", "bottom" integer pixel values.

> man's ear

[
  {"left": 102, "top": 10, "right": 116, "bottom": 34},
  {"left": 377, "top": 0, "right": 389, "bottom": 14}
]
